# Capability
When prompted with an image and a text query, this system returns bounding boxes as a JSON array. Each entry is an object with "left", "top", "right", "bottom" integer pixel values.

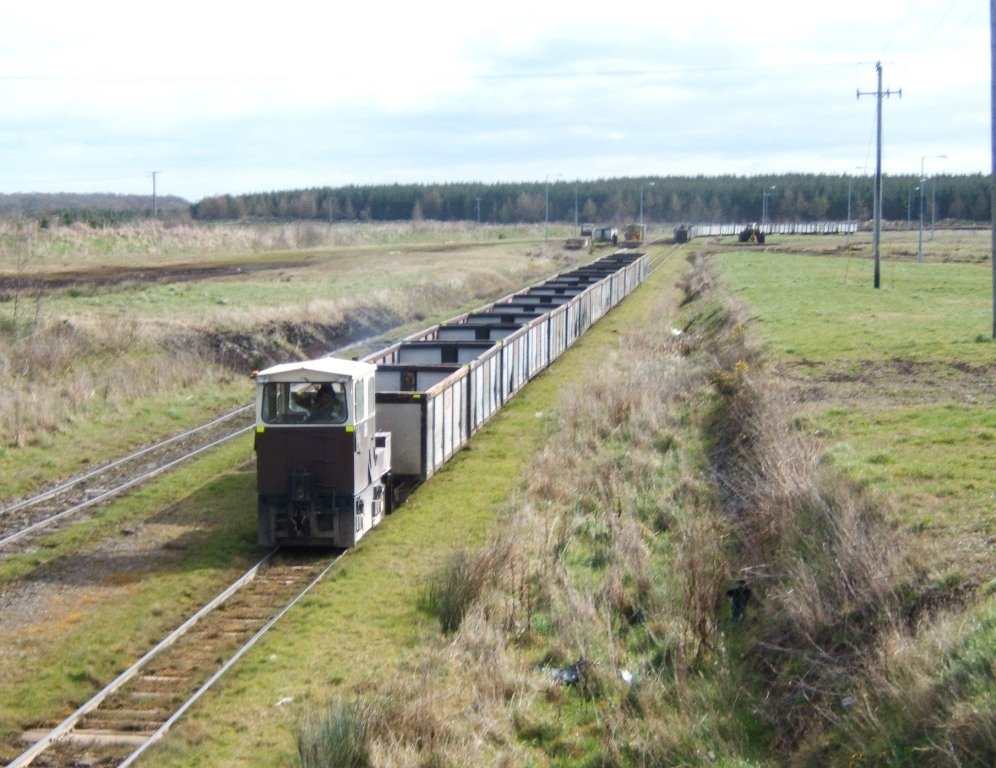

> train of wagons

[{"left": 252, "top": 249, "right": 649, "bottom": 547}]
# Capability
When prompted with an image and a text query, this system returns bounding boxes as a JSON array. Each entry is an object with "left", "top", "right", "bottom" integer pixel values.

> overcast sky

[{"left": 0, "top": 0, "right": 990, "bottom": 202}]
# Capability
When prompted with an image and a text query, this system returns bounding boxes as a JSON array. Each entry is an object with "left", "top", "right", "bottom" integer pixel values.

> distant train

[{"left": 252, "top": 250, "right": 649, "bottom": 547}]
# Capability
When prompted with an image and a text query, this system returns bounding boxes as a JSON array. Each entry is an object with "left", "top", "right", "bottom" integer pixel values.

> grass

[
  {"left": 711, "top": 238, "right": 994, "bottom": 765},
  {"left": 817, "top": 405, "right": 995, "bottom": 539},
  {"left": 1, "top": 221, "right": 586, "bottom": 498},
  {"left": 129, "top": 246, "right": 687, "bottom": 767},
  {"left": 718, "top": 250, "right": 994, "bottom": 363},
  {"left": 0, "top": 439, "right": 260, "bottom": 761},
  {"left": 0, "top": 219, "right": 548, "bottom": 274},
  {"left": 32, "top": 240, "right": 568, "bottom": 327},
  {"left": 714, "top": 243, "right": 994, "bottom": 579}
]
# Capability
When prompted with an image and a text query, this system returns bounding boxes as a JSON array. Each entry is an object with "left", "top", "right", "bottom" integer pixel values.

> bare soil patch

[
  {"left": 778, "top": 357, "right": 995, "bottom": 409},
  {"left": 0, "top": 258, "right": 311, "bottom": 299}
]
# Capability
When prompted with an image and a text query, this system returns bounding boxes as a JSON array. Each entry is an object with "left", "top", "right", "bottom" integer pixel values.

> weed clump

[
  {"left": 297, "top": 701, "right": 370, "bottom": 768},
  {"left": 418, "top": 540, "right": 510, "bottom": 634}
]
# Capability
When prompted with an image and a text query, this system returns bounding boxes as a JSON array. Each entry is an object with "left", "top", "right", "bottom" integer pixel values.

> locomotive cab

[{"left": 253, "top": 358, "right": 391, "bottom": 548}]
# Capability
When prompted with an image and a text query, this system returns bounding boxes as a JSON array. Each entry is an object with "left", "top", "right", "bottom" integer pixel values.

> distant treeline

[
  {"left": 2, "top": 176, "right": 991, "bottom": 227},
  {"left": 0, "top": 193, "right": 190, "bottom": 226},
  {"left": 191, "top": 174, "right": 992, "bottom": 225}
]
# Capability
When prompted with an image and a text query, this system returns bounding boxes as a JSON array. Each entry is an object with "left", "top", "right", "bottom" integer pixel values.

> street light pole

[
  {"left": 761, "top": 185, "right": 776, "bottom": 228},
  {"left": 639, "top": 181, "right": 654, "bottom": 225},
  {"left": 918, "top": 154, "right": 946, "bottom": 262},
  {"left": 149, "top": 171, "right": 159, "bottom": 217}
]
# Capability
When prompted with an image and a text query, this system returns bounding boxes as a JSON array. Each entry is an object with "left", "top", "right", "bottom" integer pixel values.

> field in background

[
  {"left": 0, "top": 219, "right": 586, "bottom": 498},
  {"left": 716, "top": 242, "right": 994, "bottom": 576}
]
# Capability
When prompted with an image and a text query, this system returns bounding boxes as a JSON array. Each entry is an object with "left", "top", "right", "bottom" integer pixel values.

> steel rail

[
  {"left": 0, "top": 405, "right": 253, "bottom": 519},
  {"left": 6, "top": 549, "right": 281, "bottom": 768},
  {"left": 0, "top": 425, "right": 254, "bottom": 549},
  {"left": 117, "top": 551, "right": 346, "bottom": 768}
]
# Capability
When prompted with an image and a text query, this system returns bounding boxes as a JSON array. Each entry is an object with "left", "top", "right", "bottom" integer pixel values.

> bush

[
  {"left": 418, "top": 546, "right": 502, "bottom": 634},
  {"left": 297, "top": 701, "right": 370, "bottom": 768}
]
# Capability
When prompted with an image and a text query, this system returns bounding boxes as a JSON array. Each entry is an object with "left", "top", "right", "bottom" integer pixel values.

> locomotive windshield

[{"left": 260, "top": 380, "right": 348, "bottom": 425}]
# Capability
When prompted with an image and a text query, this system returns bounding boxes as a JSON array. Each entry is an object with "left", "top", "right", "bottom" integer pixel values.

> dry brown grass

[
  {"left": 294, "top": 253, "right": 992, "bottom": 767},
  {"left": 292, "top": 267, "right": 749, "bottom": 765},
  {"left": 687, "top": 253, "right": 993, "bottom": 766},
  {"left": 0, "top": 218, "right": 521, "bottom": 273},
  {"left": 0, "top": 223, "right": 571, "bottom": 468}
]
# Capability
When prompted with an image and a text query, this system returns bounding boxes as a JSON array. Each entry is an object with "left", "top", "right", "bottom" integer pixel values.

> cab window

[{"left": 261, "top": 381, "right": 348, "bottom": 425}]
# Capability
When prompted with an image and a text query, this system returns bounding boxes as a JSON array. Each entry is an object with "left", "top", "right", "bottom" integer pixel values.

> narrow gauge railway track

[
  {"left": 10, "top": 548, "right": 342, "bottom": 768},
  {"left": 0, "top": 335, "right": 387, "bottom": 552},
  {"left": 0, "top": 406, "right": 255, "bottom": 552},
  {"left": 6, "top": 249, "right": 678, "bottom": 764}
]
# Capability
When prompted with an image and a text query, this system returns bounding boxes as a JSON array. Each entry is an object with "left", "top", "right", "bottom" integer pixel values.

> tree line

[
  {"left": 191, "top": 174, "right": 992, "bottom": 226},
  {"left": 1, "top": 193, "right": 190, "bottom": 224}
]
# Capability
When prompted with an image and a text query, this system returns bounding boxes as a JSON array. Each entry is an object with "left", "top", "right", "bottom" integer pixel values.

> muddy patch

[
  {"left": 0, "top": 258, "right": 313, "bottom": 299},
  {"left": 779, "top": 358, "right": 995, "bottom": 408},
  {"left": 169, "top": 303, "right": 407, "bottom": 373}
]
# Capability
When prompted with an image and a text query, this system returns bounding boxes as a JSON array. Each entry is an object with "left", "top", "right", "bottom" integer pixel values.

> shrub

[
  {"left": 297, "top": 701, "right": 370, "bottom": 768},
  {"left": 418, "top": 542, "right": 508, "bottom": 634}
]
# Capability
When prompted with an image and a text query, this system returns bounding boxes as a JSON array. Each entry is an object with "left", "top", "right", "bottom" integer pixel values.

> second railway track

[
  {"left": 10, "top": 548, "right": 342, "bottom": 768},
  {"left": 0, "top": 332, "right": 391, "bottom": 553},
  {"left": 0, "top": 406, "right": 255, "bottom": 552}
]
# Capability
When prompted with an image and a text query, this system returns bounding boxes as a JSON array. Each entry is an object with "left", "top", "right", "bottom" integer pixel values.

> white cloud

[{"left": 0, "top": 0, "right": 988, "bottom": 198}]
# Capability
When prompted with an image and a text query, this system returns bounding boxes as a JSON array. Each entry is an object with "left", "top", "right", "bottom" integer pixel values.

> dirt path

[{"left": 0, "top": 258, "right": 311, "bottom": 297}]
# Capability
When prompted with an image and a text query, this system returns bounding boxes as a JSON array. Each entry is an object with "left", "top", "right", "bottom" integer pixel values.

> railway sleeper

[
  {"left": 30, "top": 738, "right": 137, "bottom": 765},
  {"left": 77, "top": 713, "right": 165, "bottom": 732},
  {"left": 89, "top": 697, "right": 172, "bottom": 718}
]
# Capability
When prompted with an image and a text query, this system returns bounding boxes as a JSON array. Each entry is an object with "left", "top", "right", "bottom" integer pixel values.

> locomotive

[{"left": 253, "top": 250, "right": 649, "bottom": 547}]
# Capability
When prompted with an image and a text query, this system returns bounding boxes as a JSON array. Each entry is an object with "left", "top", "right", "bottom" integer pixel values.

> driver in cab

[{"left": 308, "top": 383, "right": 345, "bottom": 423}]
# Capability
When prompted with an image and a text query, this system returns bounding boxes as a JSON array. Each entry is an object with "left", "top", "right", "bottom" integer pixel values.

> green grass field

[
  {"left": 2, "top": 226, "right": 991, "bottom": 767},
  {"left": 716, "top": 247, "right": 994, "bottom": 579}
]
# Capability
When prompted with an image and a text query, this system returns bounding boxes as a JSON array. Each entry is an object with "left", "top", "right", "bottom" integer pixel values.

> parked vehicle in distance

[{"left": 738, "top": 223, "right": 766, "bottom": 244}]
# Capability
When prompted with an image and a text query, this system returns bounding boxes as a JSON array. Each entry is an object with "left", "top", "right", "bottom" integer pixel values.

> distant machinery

[
  {"left": 738, "top": 223, "right": 766, "bottom": 245},
  {"left": 564, "top": 223, "right": 593, "bottom": 250},
  {"left": 622, "top": 223, "right": 645, "bottom": 248},
  {"left": 594, "top": 226, "right": 618, "bottom": 246}
]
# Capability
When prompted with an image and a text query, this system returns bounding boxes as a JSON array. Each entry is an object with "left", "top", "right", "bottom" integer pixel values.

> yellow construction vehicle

[
  {"left": 738, "top": 224, "right": 766, "bottom": 245},
  {"left": 623, "top": 223, "right": 645, "bottom": 247}
]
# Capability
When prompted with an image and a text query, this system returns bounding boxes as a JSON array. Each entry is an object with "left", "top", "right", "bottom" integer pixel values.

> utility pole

[
  {"left": 858, "top": 62, "right": 901, "bottom": 289},
  {"left": 848, "top": 175, "right": 854, "bottom": 245},
  {"left": 149, "top": 171, "right": 159, "bottom": 217},
  {"left": 762, "top": 185, "right": 776, "bottom": 228},
  {"left": 919, "top": 155, "right": 946, "bottom": 261},
  {"left": 475, "top": 196, "right": 481, "bottom": 223}
]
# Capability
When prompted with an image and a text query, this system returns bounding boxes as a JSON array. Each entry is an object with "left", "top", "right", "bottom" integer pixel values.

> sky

[{"left": 0, "top": 0, "right": 990, "bottom": 202}]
